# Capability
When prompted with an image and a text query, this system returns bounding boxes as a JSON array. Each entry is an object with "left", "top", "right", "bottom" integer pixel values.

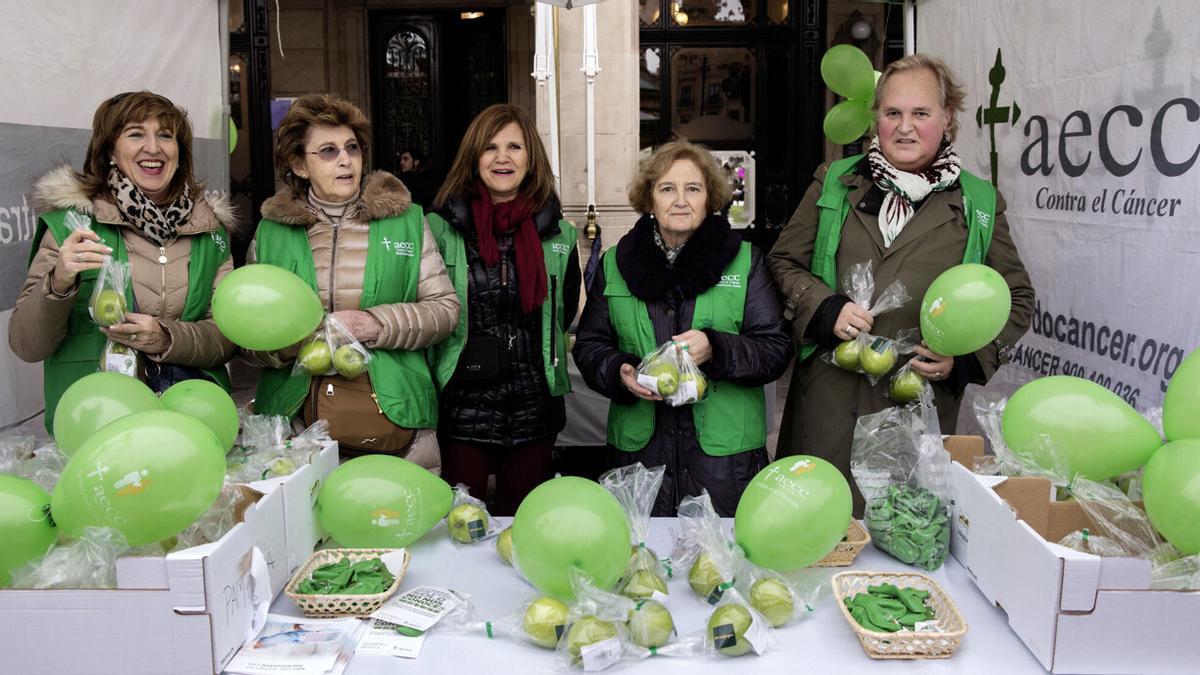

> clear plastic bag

[
  {"left": 824, "top": 261, "right": 912, "bottom": 381},
  {"left": 886, "top": 337, "right": 932, "bottom": 403},
  {"left": 672, "top": 491, "right": 743, "bottom": 606},
  {"left": 169, "top": 483, "right": 244, "bottom": 552},
  {"left": 446, "top": 484, "right": 502, "bottom": 544},
  {"left": 635, "top": 341, "right": 708, "bottom": 407},
  {"left": 12, "top": 442, "right": 69, "bottom": 493},
  {"left": 0, "top": 434, "right": 36, "bottom": 475},
  {"left": 326, "top": 315, "right": 372, "bottom": 379},
  {"left": 700, "top": 587, "right": 775, "bottom": 658},
  {"left": 555, "top": 569, "right": 643, "bottom": 671},
  {"left": 735, "top": 565, "right": 828, "bottom": 628},
  {"left": 436, "top": 592, "right": 568, "bottom": 650},
  {"left": 99, "top": 337, "right": 138, "bottom": 377},
  {"left": 1057, "top": 529, "right": 1128, "bottom": 557},
  {"left": 292, "top": 327, "right": 333, "bottom": 377},
  {"left": 88, "top": 257, "right": 129, "bottom": 328},
  {"left": 851, "top": 390, "right": 953, "bottom": 570},
  {"left": 226, "top": 416, "right": 328, "bottom": 483},
  {"left": 10, "top": 526, "right": 130, "bottom": 589},
  {"left": 599, "top": 464, "right": 670, "bottom": 601}
]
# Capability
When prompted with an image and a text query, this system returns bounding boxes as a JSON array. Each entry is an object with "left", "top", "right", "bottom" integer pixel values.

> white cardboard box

[
  {"left": 249, "top": 440, "right": 339, "bottom": 579},
  {"left": 0, "top": 490, "right": 273, "bottom": 675},
  {"left": 947, "top": 438, "right": 1200, "bottom": 674},
  {"left": 240, "top": 481, "right": 287, "bottom": 596}
]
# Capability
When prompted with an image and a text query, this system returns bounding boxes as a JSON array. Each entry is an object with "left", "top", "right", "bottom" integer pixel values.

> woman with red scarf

[{"left": 427, "top": 104, "right": 581, "bottom": 515}]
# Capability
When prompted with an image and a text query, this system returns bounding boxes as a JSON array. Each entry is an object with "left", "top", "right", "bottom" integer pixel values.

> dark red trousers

[{"left": 438, "top": 436, "right": 556, "bottom": 516}]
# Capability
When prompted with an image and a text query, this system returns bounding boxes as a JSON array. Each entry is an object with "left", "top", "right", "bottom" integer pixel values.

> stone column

[{"left": 537, "top": 1, "right": 640, "bottom": 273}]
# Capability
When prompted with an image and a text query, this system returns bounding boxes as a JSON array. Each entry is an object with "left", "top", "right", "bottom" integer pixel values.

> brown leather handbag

[{"left": 303, "top": 373, "right": 415, "bottom": 455}]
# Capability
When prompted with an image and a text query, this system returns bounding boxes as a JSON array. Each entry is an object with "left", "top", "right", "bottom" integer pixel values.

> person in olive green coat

[{"left": 768, "top": 54, "right": 1035, "bottom": 514}]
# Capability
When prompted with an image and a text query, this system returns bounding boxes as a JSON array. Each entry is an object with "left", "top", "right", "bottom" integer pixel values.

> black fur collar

[{"left": 615, "top": 213, "right": 741, "bottom": 302}]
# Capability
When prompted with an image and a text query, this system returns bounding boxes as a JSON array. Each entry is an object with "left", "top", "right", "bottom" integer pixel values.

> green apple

[
  {"left": 332, "top": 344, "right": 367, "bottom": 379},
  {"left": 620, "top": 568, "right": 668, "bottom": 600},
  {"left": 833, "top": 340, "right": 861, "bottom": 370},
  {"left": 679, "top": 372, "right": 708, "bottom": 402},
  {"left": 297, "top": 339, "right": 332, "bottom": 375},
  {"left": 688, "top": 551, "right": 728, "bottom": 599},
  {"left": 707, "top": 603, "right": 754, "bottom": 656},
  {"left": 626, "top": 600, "right": 674, "bottom": 649},
  {"left": 645, "top": 360, "right": 680, "bottom": 396},
  {"left": 749, "top": 577, "right": 795, "bottom": 628},
  {"left": 522, "top": 596, "right": 569, "bottom": 648},
  {"left": 91, "top": 288, "right": 125, "bottom": 327},
  {"left": 447, "top": 502, "right": 489, "bottom": 543},
  {"left": 629, "top": 544, "right": 659, "bottom": 562},
  {"left": 889, "top": 368, "right": 926, "bottom": 402},
  {"left": 566, "top": 615, "right": 619, "bottom": 660},
  {"left": 496, "top": 526, "right": 514, "bottom": 565},
  {"left": 859, "top": 340, "right": 898, "bottom": 376}
]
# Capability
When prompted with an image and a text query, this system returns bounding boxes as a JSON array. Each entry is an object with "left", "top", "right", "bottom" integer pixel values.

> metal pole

[
  {"left": 533, "top": 3, "right": 562, "bottom": 190},
  {"left": 904, "top": 0, "right": 916, "bottom": 55},
  {"left": 582, "top": 3, "right": 600, "bottom": 208}
]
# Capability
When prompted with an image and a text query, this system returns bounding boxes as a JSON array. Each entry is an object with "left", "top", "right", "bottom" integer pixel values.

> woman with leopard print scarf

[{"left": 11, "top": 91, "right": 238, "bottom": 437}]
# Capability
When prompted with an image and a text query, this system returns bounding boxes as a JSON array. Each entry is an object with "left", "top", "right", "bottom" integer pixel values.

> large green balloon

[
  {"left": 735, "top": 456, "right": 852, "bottom": 571},
  {"left": 511, "top": 476, "right": 630, "bottom": 599},
  {"left": 212, "top": 264, "right": 323, "bottom": 351},
  {"left": 1003, "top": 376, "right": 1162, "bottom": 482},
  {"left": 0, "top": 475, "right": 57, "bottom": 587},
  {"left": 820, "top": 44, "right": 875, "bottom": 100},
  {"left": 1143, "top": 439, "right": 1200, "bottom": 555},
  {"left": 1164, "top": 348, "right": 1200, "bottom": 442},
  {"left": 54, "top": 372, "right": 162, "bottom": 456},
  {"left": 52, "top": 410, "right": 226, "bottom": 546},
  {"left": 824, "top": 98, "right": 873, "bottom": 145},
  {"left": 159, "top": 380, "right": 239, "bottom": 453},
  {"left": 920, "top": 263, "right": 1012, "bottom": 356},
  {"left": 316, "top": 455, "right": 453, "bottom": 548}
]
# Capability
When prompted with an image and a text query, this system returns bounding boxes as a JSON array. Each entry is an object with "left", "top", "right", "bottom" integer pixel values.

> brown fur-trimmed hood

[
  {"left": 259, "top": 171, "right": 414, "bottom": 226},
  {"left": 31, "top": 164, "right": 237, "bottom": 235}
]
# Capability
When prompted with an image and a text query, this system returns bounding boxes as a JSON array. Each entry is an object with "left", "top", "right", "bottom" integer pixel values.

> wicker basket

[
  {"left": 284, "top": 548, "right": 409, "bottom": 617},
  {"left": 832, "top": 570, "right": 967, "bottom": 659},
  {"left": 815, "top": 520, "right": 871, "bottom": 567}
]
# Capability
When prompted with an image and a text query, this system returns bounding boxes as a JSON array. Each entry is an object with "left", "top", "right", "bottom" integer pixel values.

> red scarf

[{"left": 470, "top": 181, "right": 547, "bottom": 314}]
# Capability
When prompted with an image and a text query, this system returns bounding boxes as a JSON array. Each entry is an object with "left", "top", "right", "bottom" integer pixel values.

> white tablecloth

[{"left": 268, "top": 518, "right": 1046, "bottom": 674}]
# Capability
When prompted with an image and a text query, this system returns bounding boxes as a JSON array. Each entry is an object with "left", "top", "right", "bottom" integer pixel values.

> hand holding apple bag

[
  {"left": 292, "top": 315, "right": 373, "bottom": 379},
  {"left": 633, "top": 341, "right": 709, "bottom": 406},
  {"left": 824, "top": 261, "right": 911, "bottom": 381}
]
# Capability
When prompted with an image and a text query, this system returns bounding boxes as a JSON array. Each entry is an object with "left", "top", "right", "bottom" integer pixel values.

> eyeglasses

[{"left": 305, "top": 142, "right": 363, "bottom": 162}]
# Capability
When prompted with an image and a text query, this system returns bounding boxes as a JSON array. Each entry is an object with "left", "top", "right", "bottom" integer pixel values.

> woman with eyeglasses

[
  {"left": 11, "top": 91, "right": 237, "bottom": 434},
  {"left": 244, "top": 94, "right": 459, "bottom": 471}
]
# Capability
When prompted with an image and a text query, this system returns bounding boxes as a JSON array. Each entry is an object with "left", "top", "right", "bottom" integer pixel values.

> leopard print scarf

[{"left": 107, "top": 169, "right": 194, "bottom": 247}]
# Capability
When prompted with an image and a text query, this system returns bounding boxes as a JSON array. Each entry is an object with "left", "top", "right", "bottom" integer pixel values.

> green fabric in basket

[{"left": 296, "top": 557, "right": 395, "bottom": 595}]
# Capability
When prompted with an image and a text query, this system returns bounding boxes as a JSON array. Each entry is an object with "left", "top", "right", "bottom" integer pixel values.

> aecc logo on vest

[
  {"left": 381, "top": 237, "right": 415, "bottom": 257},
  {"left": 551, "top": 242, "right": 571, "bottom": 255},
  {"left": 717, "top": 274, "right": 742, "bottom": 289}
]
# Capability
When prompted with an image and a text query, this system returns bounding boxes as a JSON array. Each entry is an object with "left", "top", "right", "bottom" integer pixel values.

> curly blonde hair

[
  {"left": 872, "top": 53, "right": 966, "bottom": 141},
  {"left": 627, "top": 139, "right": 732, "bottom": 214}
]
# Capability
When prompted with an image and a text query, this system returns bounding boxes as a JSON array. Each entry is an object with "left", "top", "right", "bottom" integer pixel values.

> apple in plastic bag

[
  {"left": 646, "top": 361, "right": 680, "bottom": 396},
  {"left": 859, "top": 341, "right": 897, "bottom": 376},
  {"left": 688, "top": 551, "right": 727, "bottom": 598},
  {"left": 833, "top": 340, "right": 861, "bottom": 370},
  {"left": 496, "top": 526, "right": 514, "bottom": 565},
  {"left": 297, "top": 339, "right": 332, "bottom": 375},
  {"left": 566, "top": 615, "right": 619, "bottom": 660},
  {"left": 679, "top": 372, "right": 708, "bottom": 402},
  {"left": 620, "top": 567, "right": 668, "bottom": 600},
  {"left": 707, "top": 603, "right": 753, "bottom": 656},
  {"left": 889, "top": 368, "right": 926, "bottom": 402},
  {"left": 91, "top": 289, "right": 125, "bottom": 327},
  {"left": 522, "top": 596, "right": 569, "bottom": 648},
  {"left": 447, "top": 502, "right": 489, "bottom": 543},
  {"left": 749, "top": 577, "right": 795, "bottom": 627},
  {"left": 627, "top": 599, "right": 674, "bottom": 649},
  {"left": 333, "top": 344, "right": 367, "bottom": 378}
]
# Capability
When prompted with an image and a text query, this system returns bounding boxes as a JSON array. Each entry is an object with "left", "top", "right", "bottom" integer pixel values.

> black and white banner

[
  {"left": 920, "top": 0, "right": 1200, "bottom": 420},
  {"left": 0, "top": 0, "right": 227, "bottom": 430}
]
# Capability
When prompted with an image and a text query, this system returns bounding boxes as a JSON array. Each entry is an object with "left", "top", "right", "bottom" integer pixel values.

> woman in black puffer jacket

[{"left": 427, "top": 104, "right": 581, "bottom": 515}]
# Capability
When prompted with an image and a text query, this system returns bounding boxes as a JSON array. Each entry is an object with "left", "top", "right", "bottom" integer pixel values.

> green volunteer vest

[
  {"left": 800, "top": 154, "right": 998, "bottom": 360},
  {"left": 603, "top": 243, "right": 766, "bottom": 457},
  {"left": 34, "top": 209, "right": 232, "bottom": 434},
  {"left": 425, "top": 212, "right": 576, "bottom": 397},
  {"left": 252, "top": 209, "right": 438, "bottom": 428}
]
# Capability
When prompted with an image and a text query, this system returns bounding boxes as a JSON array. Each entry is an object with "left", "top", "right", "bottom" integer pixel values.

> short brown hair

[
  {"left": 81, "top": 91, "right": 199, "bottom": 202},
  {"left": 434, "top": 104, "right": 556, "bottom": 210},
  {"left": 275, "top": 94, "right": 372, "bottom": 193},
  {"left": 627, "top": 139, "right": 733, "bottom": 214},
  {"left": 872, "top": 53, "right": 966, "bottom": 141}
]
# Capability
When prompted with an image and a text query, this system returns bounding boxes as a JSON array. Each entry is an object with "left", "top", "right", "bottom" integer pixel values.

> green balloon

[
  {"left": 823, "top": 99, "right": 873, "bottom": 145},
  {"left": 734, "top": 456, "right": 852, "bottom": 571},
  {"left": 1003, "top": 376, "right": 1162, "bottom": 481},
  {"left": 820, "top": 44, "right": 876, "bottom": 100},
  {"left": 920, "top": 263, "right": 1012, "bottom": 356},
  {"left": 54, "top": 372, "right": 162, "bottom": 456},
  {"left": 1142, "top": 439, "right": 1200, "bottom": 555},
  {"left": 159, "top": 380, "right": 239, "bottom": 453},
  {"left": 0, "top": 475, "right": 57, "bottom": 587},
  {"left": 228, "top": 118, "right": 239, "bottom": 155},
  {"left": 52, "top": 410, "right": 226, "bottom": 546},
  {"left": 212, "top": 264, "right": 324, "bottom": 351},
  {"left": 1164, "top": 348, "right": 1200, "bottom": 442},
  {"left": 316, "top": 455, "right": 453, "bottom": 548},
  {"left": 511, "top": 476, "right": 630, "bottom": 599}
]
